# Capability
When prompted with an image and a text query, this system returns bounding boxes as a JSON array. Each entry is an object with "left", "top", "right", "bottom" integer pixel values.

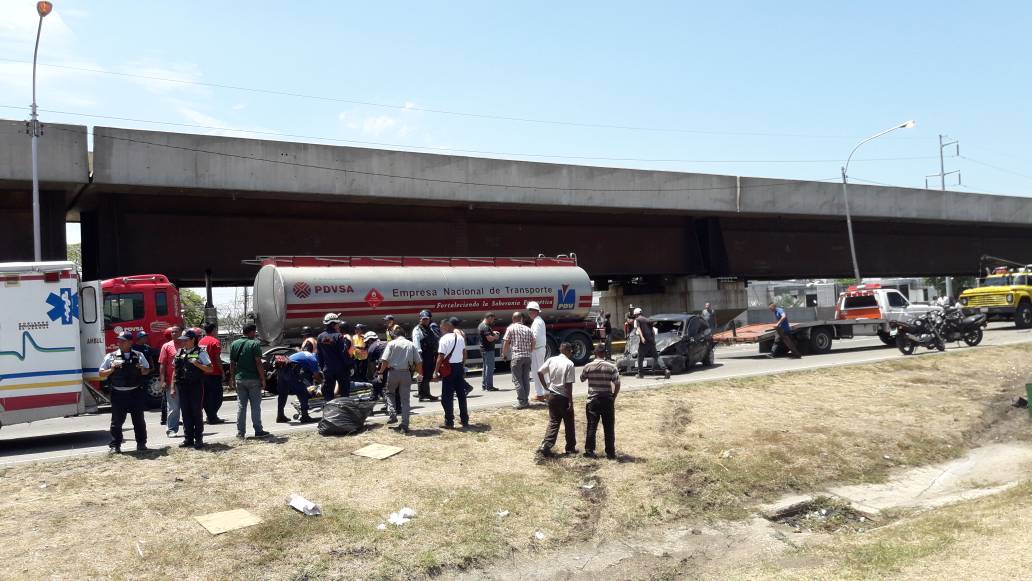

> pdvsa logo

[
  {"left": 557, "top": 284, "right": 576, "bottom": 310},
  {"left": 315, "top": 284, "right": 355, "bottom": 294},
  {"left": 293, "top": 282, "right": 312, "bottom": 299}
]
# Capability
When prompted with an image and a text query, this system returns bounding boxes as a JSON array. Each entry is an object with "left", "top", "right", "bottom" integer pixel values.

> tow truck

[
  {"left": 959, "top": 256, "right": 1032, "bottom": 328},
  {"left": 713, "top": 284, "right": 939, "bottom": 355}
]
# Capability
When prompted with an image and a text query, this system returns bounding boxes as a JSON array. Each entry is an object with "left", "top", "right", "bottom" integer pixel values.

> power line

[
  {"left": 1, "top": 104, "right": 939, "bottom": 166},
  {"left": 48, "top": 124, "right": 846, "bottom": 193},
  {"left": 959, "top": 155, "right": 1032, "bottom": 184},
  {"left": 0, "top": 57, "right": 932, "bottom": 140}
]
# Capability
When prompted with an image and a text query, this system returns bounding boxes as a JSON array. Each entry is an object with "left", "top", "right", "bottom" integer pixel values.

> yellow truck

[{"left": 959, "top": 265, "right": 1032, "bottom": 328}]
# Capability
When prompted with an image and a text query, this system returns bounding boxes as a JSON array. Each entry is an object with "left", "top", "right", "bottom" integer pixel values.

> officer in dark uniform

[
  {"left": 411, "top": 310, "right": 441, "bottom": 402},
  {"left": 173, "top": 329, "right": 214, "bottom": 449},
  {"left": 99, "top": 331, "right": 151, "bottom": 453},
  {"left": 316, "top": 313, "right": 354, "bottom": 401}
]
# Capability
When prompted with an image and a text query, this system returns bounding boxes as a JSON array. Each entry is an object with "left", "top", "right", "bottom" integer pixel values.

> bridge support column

[{"left": 597, "top": 276, "right": 746, "bottom": 330}]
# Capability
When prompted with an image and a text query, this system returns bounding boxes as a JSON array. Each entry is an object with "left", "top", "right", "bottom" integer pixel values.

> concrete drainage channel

[{"left": 762, "top": 441, "right": 1032, "bottom": 532}]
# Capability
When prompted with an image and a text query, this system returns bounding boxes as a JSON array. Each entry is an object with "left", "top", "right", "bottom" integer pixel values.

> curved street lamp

[
  {"left": 31, "top": 1, "right": 54, "bottom": 262},
  {"left": 840, "top": 120, "right": 916, "bottom": 282}
]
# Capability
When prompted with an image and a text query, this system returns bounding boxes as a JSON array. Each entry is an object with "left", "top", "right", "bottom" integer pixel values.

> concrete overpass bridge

[{"left": 2, "top": 119, "right": 1031, "bottom": 291}]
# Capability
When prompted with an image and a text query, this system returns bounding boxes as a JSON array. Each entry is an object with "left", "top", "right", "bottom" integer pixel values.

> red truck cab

[{"left": 101, "top": 274, "right": 184, "bottom": 353}]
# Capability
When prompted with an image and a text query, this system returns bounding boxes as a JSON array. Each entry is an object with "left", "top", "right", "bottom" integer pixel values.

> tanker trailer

[{"left": 252, "top": 256, "right": 596, "bottom": 364}]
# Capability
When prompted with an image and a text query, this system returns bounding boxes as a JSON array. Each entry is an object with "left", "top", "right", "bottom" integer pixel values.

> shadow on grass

[
  {"left": 460, "top": 423, "right": 492, "bottom": 434},
  {"left": 407, "top": 428, "right": 444, "bottom": 438},
  {"left": 127, "top": 447, "right": 171, "bottom": 460}
]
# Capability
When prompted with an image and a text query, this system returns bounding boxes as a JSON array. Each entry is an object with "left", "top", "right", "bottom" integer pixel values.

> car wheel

[{"left": 705, "top": 346, "right": 715, "bottom": 366}]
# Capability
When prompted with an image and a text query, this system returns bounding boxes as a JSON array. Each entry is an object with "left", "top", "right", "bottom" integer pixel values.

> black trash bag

[{"left": 318, "top": 396, "right": 376, "bottom": 436}]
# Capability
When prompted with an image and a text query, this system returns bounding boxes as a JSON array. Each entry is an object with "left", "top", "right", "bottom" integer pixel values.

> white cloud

[
  {"left": 231, "top": 102, "right": 247, "bottom": 111},
  {"left": 362, "top": 115, "right": 398, "bottom": 136}
]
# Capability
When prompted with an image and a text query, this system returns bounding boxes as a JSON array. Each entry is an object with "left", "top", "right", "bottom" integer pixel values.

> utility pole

[{"left": 925, "top": 134, "right": 960, "bottom": 190}]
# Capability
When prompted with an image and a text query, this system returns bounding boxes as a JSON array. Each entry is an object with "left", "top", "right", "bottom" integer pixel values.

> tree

[
  {"left": 180, "top": 289, "right": 206, "bottom": 327},
  {"left": 67, "top": 243, "right": 81, "bottom": 269}
]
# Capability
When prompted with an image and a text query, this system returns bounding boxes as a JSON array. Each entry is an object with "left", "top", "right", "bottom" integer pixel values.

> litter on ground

[
  {"left": 352, "top": 443, "right": 405, "bottom": 460},
  {"left": 388, "top": 507, "right": 417, "bottom": 526},
  {"left": 286, "top": 494, "right": 322, "bottom": 516},
  {"left": 194, "top": 509, "right": 263, "bottom": 535}
]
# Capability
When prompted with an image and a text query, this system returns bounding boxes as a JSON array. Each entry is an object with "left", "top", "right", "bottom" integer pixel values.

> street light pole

[
  {"left": 839, "top": 120, "right": 916, "bottom": 282},
  {"left": 30, "top": 1, "right": 53, "bottom": 262}
]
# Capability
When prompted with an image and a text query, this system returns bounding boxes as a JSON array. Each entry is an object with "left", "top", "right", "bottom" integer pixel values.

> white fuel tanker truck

[{"left": 252, "top": 255, "right": 597, "bottom": 364}]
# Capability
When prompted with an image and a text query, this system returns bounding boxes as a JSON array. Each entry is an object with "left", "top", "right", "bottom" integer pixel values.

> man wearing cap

[
  {"left": 580, "top": 343, "right": 621, "bottom": 459},
  {"left": 173, "top": 329, "right": 214, "bottom": 449},
  {"left": 377, "top": 326, "right": 421, "bottom": 433},
  {"left": 527, "top": 302, "right": 548, "bottom": 401},
  {"left": 316, "top": 313, "right": 354, "bottom": 401},
  {"left": 229, "top": 324, "right": 271, "bottom": 438},
  {"left": 131, "top": 331, "right": 158, "bottom": 417},
  {"left": 434, "top": 317, "right": 470, "bottom": 429},
  {"left": 478, "top": 312, "right": 500, "bottom": 391},
  {"left": 634, "top": 308, "right": 671, "bottom": 379},
  {"left": 158, "top": 326, "right": 182, "bottom": 438},
  {"left": 502, "top": 311, "right": 535, "bottom": 409},
  {"left": 411, "top": 310, "right": 441, "bottom": 403},
  {"left": 99, "top": 332, "right": 152, "bottom": 453},
  {"left": 199, "top": 323, "right": 226, "bottom": 424}
]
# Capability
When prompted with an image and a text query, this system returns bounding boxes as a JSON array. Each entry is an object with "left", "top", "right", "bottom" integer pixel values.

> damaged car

[{"left": 617, "top": 313, "right": 716, "bottom": 375}]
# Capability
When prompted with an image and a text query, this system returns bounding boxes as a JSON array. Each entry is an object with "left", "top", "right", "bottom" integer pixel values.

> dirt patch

[
  {"left": 1, "top": 343, "right": 1031, "bottom": 580},
  {"left": 765, "top": 496, "right": 880, "bottom": 534}
]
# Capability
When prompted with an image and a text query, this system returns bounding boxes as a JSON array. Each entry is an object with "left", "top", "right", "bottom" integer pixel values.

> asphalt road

[{"left": 1, "top": 323, "right": 1028, "bottom": 467}]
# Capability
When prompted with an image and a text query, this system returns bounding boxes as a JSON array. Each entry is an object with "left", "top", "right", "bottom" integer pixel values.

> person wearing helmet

[
  {"left": 411, "top": 310, "right": 441, "bottom": 402},
  {"left": 300, "top": 327, "right": 318, "bottom": 354},
  {"left": 99, "top": 331, "right": 152, "bottom": 453},
  {"left": 316, "top": 313, "right": 354, "bottom": 401},
  {"left": 527, "top": 301, "right": 548, "bottom": 401}
]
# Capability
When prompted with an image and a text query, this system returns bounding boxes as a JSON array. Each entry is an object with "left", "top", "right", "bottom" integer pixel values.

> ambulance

[{"left": 0, "top": 261, "right": 107, "bottom": 430}]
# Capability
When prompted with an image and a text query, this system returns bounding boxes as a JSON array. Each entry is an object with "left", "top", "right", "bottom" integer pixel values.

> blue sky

[
  {"left": 2, "top": 0, "right": 1028, "bottom": 309},
  {"left": 2, "top": 0, "right": 1030, "bottom": 200}
]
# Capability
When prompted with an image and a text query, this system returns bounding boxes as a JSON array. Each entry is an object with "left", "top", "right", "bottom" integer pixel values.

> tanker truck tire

[{"left": 558, "top": 331, "right": 594, "bottom": 366}]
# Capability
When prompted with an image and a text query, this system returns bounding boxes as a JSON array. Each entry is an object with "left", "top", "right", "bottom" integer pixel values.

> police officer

[
  {"left": 99, "top": 331, "right": 151, "bottom": 453},
  {"left": 173, "top": 329, "right": 214, "bottom": 449},
  {"left": 316, "top": 313, "right": 354, "bottom": 401},
  {"left": 411, "top": 310, "right": 441, "bottom": 402}
]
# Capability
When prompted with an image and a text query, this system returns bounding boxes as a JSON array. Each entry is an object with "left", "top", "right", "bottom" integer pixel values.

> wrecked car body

[{"left": 617, "top": 314, "right": 716, "bottom": 375}]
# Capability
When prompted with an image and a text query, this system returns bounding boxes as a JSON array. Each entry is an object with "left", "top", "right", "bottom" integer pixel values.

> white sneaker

[{"left": 166, "top": 430, "right": 177, "bottom": 438}]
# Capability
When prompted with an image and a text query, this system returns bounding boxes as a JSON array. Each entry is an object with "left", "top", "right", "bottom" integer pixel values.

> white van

[{"left": 0, "top": 261, "right": 107, "bottom": 430}]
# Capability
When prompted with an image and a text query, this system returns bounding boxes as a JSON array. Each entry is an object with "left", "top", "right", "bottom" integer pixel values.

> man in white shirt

[
  {"left": 433, "top": 317, "right": 469, "bottom": 429},
  {"left": 535, "top": 342, "right": 577, "bottom": 457},
  {"left": 527, "top": 301, "right": 548, "bottom": 401}
]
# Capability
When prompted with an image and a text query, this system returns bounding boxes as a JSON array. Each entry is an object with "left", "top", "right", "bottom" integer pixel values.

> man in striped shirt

[
  {"left": 502, "top": 312, "right": 535, "bottom": 409},
  {"left": 580, "top": 343, "right": 621, "bottom": 459}
]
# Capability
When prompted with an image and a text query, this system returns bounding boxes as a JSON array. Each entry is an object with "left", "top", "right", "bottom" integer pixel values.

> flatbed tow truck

[{"left": 713, "top": 284, "right": 939, "bottom": 355}]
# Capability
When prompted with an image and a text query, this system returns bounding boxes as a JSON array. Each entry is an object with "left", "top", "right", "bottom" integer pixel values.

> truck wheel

[
  {"left": 546, "top": 336, "right": 559, "bottom": 360},
  {"left": 808, "top": 327, "right": 833, "bottom": 355},
  {"left": 963, "top": 329, "right": 983, "bottom": 347},
  {"left": 1016, "top": 301, "right": 1032, "bottom": 329},
  {"left": 878, "top": 331, "right": 894, "bottom": 346},
  {"left": 558, "top": 331, "right": 594, "bottom": 366},
  {"left": 142, "top": 375, "right": 164, "bottom": 409}
]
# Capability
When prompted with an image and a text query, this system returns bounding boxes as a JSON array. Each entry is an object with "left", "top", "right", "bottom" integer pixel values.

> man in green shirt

[{"left": 229, "top": 324, "right": 270, "bottom": 439}]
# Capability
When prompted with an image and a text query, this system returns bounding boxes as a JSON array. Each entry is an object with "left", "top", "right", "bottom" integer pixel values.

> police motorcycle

[
  {"left": 894, "top": 309, "right": 946, "bottom": 355},
  {"left": 938, "top": 305, "right": 987, "bottom": 347}
]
